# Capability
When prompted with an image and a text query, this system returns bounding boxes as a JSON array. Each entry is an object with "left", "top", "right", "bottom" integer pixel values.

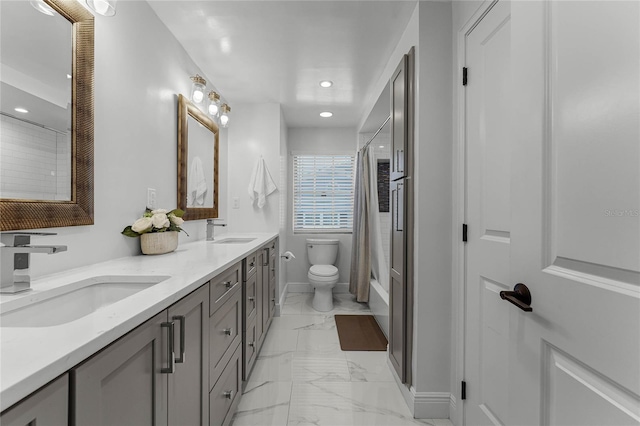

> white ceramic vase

[{"left": 140, "top": 231, "right": 178, "bottom": 255}]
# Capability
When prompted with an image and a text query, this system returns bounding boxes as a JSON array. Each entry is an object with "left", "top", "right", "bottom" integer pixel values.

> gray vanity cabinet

[
  {"left": 168, "top": 284, "right": 209, "bottom": 426},
  {"left": 73, "top": 284, "right": 210, "bottom": 426},
  {"left": 0, "top": 374, "right": 68, "bottom": 426},
  {"left": 73, "top": 310, "right": 169, "bottom": 425}
]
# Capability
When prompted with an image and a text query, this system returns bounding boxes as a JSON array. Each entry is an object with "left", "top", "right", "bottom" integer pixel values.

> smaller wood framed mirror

[{"left": 177, "top": 94, "right": 219, "bottom": 220}]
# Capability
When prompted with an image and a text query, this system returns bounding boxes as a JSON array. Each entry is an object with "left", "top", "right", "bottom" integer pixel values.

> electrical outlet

[
  {"left": 233, "top": 197, "right": 240, "bottom": 209},
  {"left": 147, "top": 188, "right": 156, "bottom": 209}
]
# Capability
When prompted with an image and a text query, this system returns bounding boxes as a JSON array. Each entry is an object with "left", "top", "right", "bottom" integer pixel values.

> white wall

[
  {"left": 285, "top": 127, "right": 357, "bottom": 289},
  {"left": 278, "top": 112, "right": 289, "bottom": 301},
  {"left": 28, "top": 0, "right": 227, "bottom": 278},
  {"left": 413, "top": 2, "right": 453, "bottom": 416},
  {"left": 356, "top": 2, "right": 454, "bottom": 419},
  {"left": 226, "top": 103, "right": 283, "bottom": 234}
]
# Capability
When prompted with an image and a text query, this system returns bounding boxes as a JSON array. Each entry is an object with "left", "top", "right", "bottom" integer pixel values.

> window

[{"left": 293, "top": 154, "right": 355, "bottom": 233}]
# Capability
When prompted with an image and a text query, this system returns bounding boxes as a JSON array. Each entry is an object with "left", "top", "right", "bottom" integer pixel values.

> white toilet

[{"left": 306, "top": 238, "right": 339, "bottom": 312}]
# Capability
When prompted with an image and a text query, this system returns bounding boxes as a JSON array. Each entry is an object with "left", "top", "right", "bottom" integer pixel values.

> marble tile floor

[{"left": 230, "top": 292, "right": 453, "bottom": 426}]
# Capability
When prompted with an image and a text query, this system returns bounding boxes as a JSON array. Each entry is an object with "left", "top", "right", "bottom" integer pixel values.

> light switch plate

[{"left": 147, "top": 188, "right": 156, "bottom": 209}]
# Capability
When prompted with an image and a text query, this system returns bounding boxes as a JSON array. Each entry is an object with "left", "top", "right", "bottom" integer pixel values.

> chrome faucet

[
  {"left": 206, "top": 219, "right": 227, "bottom": 241},
  {"left": 1, "top": 232, "right": 67, "bottom": 294}
]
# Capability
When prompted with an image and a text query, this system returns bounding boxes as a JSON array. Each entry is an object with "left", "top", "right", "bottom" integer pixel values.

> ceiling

[{"left": 148, "top": 1, "right": 417, "bottom": 129}]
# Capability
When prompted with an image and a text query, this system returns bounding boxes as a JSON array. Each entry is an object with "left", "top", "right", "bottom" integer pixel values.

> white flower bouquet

[{"left": 122, "top": 208, "right": 187, "bottom": 237}]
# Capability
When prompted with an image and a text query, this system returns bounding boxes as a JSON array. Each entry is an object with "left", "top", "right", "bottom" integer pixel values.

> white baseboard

[
  {"left": 412, "top": 390, "right": 451, "bottom": 419},
  {"left": 285, "top": 282, "right": 350, "bottom": 293},
  {"left": 388, "top": 358, "right": 451, "bottom": 420}
]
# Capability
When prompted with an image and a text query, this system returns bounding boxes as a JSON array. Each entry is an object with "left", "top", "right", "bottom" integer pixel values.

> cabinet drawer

[
  {"left": 243, "top": 252, "right": 257, "bottom": 279},
  {"left": 209, "top": 287, "right": 241, "bottom": 390},
  {"left": 210, "top": 262, "right": 241, "bottom": 316},
  {"left": 243, "top": 318, "right": 258, "bottom": 381},
  {"left": 243, "top": 272, "right": 257, "bottom": 326},
  {"left": 209, "top": 345, "right": 241, "bottom": 426}
]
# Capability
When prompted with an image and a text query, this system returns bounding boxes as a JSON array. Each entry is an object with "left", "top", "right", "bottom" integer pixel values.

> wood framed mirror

[
  {"left": 0, "top": 0, "right": 94, "bottom": 231},
  {"left": 177, "top": 94, "right": 219, "bottom": 220}
]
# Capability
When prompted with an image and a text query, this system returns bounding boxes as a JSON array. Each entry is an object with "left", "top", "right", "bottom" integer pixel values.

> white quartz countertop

[{"left": 0, "top": 232, "right": 278, "bottom": 412}]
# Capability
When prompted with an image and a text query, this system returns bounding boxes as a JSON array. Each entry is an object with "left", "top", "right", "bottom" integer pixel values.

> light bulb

[
  {"left": 193, "top": 90, "right": 204, "bottom": 103},
  {"left": 208, "top": 91, "right": 221, "bottom": 117},
  {"left": 220, "top": 104, "right": 231, "bottom": 127},
  {"left": 320, "top": 111, "right": 333, "bottom": 118},
  {"left": 190, "top": 75, "right": 206, "bottom": 104}
]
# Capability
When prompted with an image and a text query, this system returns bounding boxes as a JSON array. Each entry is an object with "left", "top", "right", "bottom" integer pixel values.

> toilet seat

[{"left": 309, "top": 265, "right": 338, "bottom": 277}]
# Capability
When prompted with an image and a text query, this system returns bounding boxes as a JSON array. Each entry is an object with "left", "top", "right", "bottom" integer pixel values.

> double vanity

[{"left": 0, "top": 233, "right": 279, "bottom": 426}]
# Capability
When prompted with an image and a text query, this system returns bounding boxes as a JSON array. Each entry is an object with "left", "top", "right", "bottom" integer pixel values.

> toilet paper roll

[{"left": 280, "top": 251, "right": 296, "bottom": 261}]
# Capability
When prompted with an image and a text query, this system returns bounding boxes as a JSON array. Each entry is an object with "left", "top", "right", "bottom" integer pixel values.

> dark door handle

[{"left": 500, "top": 283, "right": 532, "bottom": 312}]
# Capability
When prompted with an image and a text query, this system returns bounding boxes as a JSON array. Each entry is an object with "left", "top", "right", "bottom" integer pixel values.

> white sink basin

[
  {"left": 0, "top": 275, "right": 170, "bottom": 328},
  {"left": 213, "top": 238, "right": 256, "bottom": 244}
]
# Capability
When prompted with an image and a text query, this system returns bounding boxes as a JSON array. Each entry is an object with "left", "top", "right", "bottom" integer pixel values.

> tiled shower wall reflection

[{"left": 0, "top": 115, "right": 71, "bottom": 201}]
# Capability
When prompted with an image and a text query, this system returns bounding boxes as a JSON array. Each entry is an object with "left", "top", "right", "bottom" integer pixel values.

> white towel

[
  {"left": 248, "top": 157, "right": 277, "bottom": 208},
  {"left": 188, "top": 157, "right": 207, "bottom": 206}
]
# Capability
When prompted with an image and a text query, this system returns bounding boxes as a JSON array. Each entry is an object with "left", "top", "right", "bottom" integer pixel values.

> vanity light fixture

[
  {"left": 319, "top": 80, "right": 333, "bottom": 88},
  {"left": 14, "top": 108, "right": 29, "bottom": 114},
  {"left": 208, "top": 91, "right": 221, "bottom": 118},
  {"left": 29, "top": 0, "right": 56, "bottom": 16},
  {"left": 320, "top": 111, "right": 333, "bottom": 118},
  {"left": 190, "top": 74, "right": 207, "bottom": 104},
  {"left": 220, "top": 104, "right": 231, "bottom": 128},
  {"left": 85, "top": 0, "right": 117, "bottom": 17}
]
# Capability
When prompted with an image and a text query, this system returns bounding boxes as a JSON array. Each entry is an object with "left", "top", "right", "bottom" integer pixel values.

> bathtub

[{"left": 369, "top": 279, "right": 389, "bottom": 338}]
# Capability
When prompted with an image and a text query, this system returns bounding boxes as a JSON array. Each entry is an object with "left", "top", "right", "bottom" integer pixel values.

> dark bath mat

[{"left": 335, "top": 315, "right": 388, "bottom": 351}]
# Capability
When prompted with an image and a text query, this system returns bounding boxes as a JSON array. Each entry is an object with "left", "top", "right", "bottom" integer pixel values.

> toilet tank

[{"left": 306, "top": 239, "right": 339, "bottom": 265}]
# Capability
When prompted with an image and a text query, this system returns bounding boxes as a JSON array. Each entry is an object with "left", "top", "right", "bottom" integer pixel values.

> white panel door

[
  {"left": 508, "top": 1, "right": 640, "bottom": 425},
  {"left": 464, "top": 2, "right": 512, "bottom": 425}
]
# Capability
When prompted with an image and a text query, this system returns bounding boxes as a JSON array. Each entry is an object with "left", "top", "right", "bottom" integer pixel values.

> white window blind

[{"left": 293, "top": 154, "right": 355, "bottom": 233}]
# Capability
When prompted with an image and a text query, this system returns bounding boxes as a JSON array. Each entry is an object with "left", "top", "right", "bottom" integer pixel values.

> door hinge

[
  {"left": 462, "top": 67, "right": 468, "bottom": 86},
  {"left": 462, "top": 224, "right": 468, "bottom": 242},
  {"left": 461, "top": 381, "right": 467, "bottom": 400}
]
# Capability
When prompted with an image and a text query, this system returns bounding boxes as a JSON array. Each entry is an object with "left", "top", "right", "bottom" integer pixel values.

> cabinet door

[
  {"left": 168, "top": 285, "right": 209, "bottom": 426},
  {"left": 74, "top": 311, "right": 169, "bottom": 426},
  {"left": 0, "top": 374, "right": 68, "bottom": 426}
]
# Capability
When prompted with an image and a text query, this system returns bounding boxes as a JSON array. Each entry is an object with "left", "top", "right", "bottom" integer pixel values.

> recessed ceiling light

[
  {"left": 319, "top": 80, "right": 333, "bottom": 88},
  {"left": 14, "top": 107, "right": 29, "bottom": 114},
  {"left": 320, "top": 112, "right": 333, "bottom": 118},
  {"left": 379, "top": 145, "right": 385, "bottom": 149}
]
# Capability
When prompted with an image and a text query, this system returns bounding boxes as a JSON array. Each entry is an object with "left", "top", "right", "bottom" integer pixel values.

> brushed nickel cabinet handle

[
  {"left": 223, "top": 328, "right": 233, "bottom": 336},
  {"left": 223, "top": 281, "right": 233, "bottom": 289},
  {"left": 172, "top": 315, "right": 186, "bottom": 363},
  {"left": 223, "top": 390, "right": 234, "bottom": 399},
  {"left": 248, "top": 341, "right": 255, "bottom": 348},
  {"left": 161, "top": 321, "right": 175, "bottom": 374}
]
